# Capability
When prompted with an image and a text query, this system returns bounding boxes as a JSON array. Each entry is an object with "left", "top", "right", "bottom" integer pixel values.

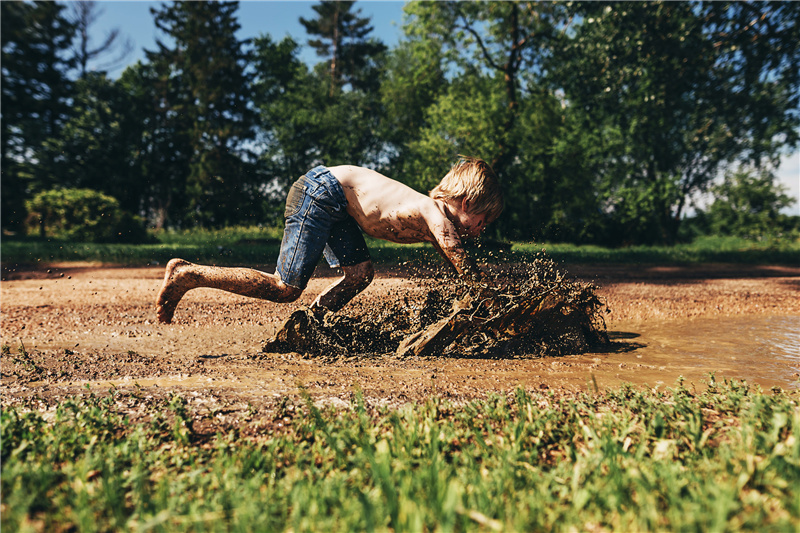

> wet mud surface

[
  {"left": 264, "top": 256, "right": 608, "bottom": 359},
  {"left": 3, "top": 260, "right": 799, "bottom": 434}
]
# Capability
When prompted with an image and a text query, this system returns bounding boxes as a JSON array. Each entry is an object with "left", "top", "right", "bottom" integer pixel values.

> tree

[
  {"left": 251, "top": 35, "right": 314, "bottom": 189},
  {"left": 253, "top": 34, "right": 383, "bottom": 162},
  {"left": 1, "top": 1, "right": 75, "bottom": 230},
  {"left": 69, "top": 0, "right": 134, "bottom": 77},
  {"left": 403, "top": 1, "right": 566, "bottom": 173},
  {"left": 402, "top": 75, "right": 507, "bottom": 193},
  {"left": 394, "top": 1, "right": 599, "bottom": 240},
  {"left": 300, "top": 0, "right": 387, "bottom": 95},
  {"left": 552, "top": 1, "right": 800, "bottom": 244},
  {"left": 702, "top": 168, "right": 797, "bottom": 240},
  {"left": 506, "top": 89, "right": 608, "bottom": 243},
  {"left": 378, "top": 38, "right": 448, "bottom": 176},
  {"left": 116, "top": 60, "right": 193, "bottom": 230},
  {"left": 252, "top": 35, "right": 385, "bottom": 200},
  {"left": 38, "top": 73, "right": 145, "bottom": 215},
  {"left": 148, "top": 1, "right": 258, "bottom": 227}
]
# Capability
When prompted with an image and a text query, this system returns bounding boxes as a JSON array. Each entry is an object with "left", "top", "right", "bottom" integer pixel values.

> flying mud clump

[{"left": 263, "top": 254, "right": 609, "bottom": 358}]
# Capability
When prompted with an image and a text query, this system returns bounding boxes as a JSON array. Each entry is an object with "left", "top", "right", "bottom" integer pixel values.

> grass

[
  {"left": 514, "top": 235, "right": 800, "bottom": 265},
  {"left": 2, "top": 228, "right": 800, "bottom": 268},
  {"left": 0, "top": 226, "right": 441, "bottom": 267},
  {"left": 2, "top": 378, "right": 799, "bottom": 532}
]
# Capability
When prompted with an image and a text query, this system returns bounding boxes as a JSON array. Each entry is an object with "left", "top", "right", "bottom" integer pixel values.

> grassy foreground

[{"left": 3, "top": 379, "right": 799, "bottom": 532}]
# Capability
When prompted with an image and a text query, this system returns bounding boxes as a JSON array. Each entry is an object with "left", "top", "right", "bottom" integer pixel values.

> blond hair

[{"left": 429, "top": 156, "right": 504, "bottom": 221}]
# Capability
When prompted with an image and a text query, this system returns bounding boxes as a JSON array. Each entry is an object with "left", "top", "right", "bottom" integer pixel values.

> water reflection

[{"left": 607, "top": 315, "right": 800, "bottom": 390}]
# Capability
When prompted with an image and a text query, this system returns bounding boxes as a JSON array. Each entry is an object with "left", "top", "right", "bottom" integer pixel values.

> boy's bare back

[{"left": 329, "top": 166, "right": 446, "bottom": 242}]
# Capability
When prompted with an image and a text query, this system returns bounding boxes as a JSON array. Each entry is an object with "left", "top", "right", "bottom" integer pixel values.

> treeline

[{"left": 2, "top": 1, "right": 799, "bottom": 245}]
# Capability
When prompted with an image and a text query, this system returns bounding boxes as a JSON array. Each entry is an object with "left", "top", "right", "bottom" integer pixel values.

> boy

[{"left": 156, "top": 157, "right": 503, "bottom": 324}]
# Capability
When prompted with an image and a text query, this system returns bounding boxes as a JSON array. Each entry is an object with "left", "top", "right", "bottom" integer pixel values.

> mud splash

[{"left": 263, "top": 255, "right": 609, "bottom": 358}]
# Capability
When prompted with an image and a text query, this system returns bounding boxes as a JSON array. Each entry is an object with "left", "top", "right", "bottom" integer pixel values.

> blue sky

[
  {"left": 88, "top": 1, "right": 407, "bottom": 76},
  {"left": 85, "top": 1, "right": 798, "bottom": 212}
]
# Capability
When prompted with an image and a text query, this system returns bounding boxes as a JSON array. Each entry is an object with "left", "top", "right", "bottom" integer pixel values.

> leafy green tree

[
  {"left": 396, "top": 1, "right": 597, "bottom": 241},
  {"left": 403, "top": 1, "right": 566, "bottom": 173},
  {"left": 702, "top": 169, "right": 797, "bottom": 240},
  {"left": 251, "top": 35, "right": 314, "bottom": 190},
  {"left": 552, "top": 1, "right": 800, "bottom": 244},
  {"left": 148, "top": 0, "right": 258, "bottom": 227},
  {"left": 116, "top": 60, "right": 192, "bottom": 230},
  {"left": 378, "top": 39, "right": 448, "bottom": 177},
  {"left": 506, "top": 89, "right": 608, "bottom": 242},
  {"left": 300, "top": 0, "right": 387, "bottom": 95},
  {"left": 37, "top": 73, "right": 144, "bottom": 216},
  {"left": 253, "top": 34, "right": 384, "bottom": 170},
  {"left": 402, "top": 75, "right": 506, "bottom": 193},
  {"left": 1, "top": 1, "right": 76, "bottom": 230}
]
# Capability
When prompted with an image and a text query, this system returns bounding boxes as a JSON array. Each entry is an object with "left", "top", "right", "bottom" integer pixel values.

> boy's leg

[
  {"left": 312, "top": 259, "right": 374, "bottom": 313},
  {"left": 156, "top": 258, "right": 302, "bottom": 324}
]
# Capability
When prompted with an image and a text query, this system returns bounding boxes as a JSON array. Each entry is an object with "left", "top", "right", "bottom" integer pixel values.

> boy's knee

[
  {"left": 275, "top": 283, "right": 303, "bottom": 303},
  {"left": 345, "top": 261, "right": 374, "bottom": 290},
  {"left": 361, "top": 262, "right": 375, "bottom": 285}
]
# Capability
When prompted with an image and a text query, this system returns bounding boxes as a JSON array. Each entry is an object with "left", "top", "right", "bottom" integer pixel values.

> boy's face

[{"left": 453, "top": 203, "right": 491, "bottom": 239}]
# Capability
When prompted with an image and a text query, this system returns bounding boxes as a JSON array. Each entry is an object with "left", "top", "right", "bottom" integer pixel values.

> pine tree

[
  {"left": 147, "top": 0, "right": 257, "bottom": 227},
  {"left": 1, "top": 1, "right": 76, "bottom": 230},
  {"left": 300, "top": 1, "right": 386, "bottom": 95}
]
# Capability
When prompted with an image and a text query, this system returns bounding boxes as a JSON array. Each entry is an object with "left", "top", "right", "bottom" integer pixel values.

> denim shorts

[{"left": 276, "top": 166, "right": 371, "bottom": 289}]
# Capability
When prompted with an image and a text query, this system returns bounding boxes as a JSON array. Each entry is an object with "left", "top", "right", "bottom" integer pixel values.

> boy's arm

[
  {"left": 430, "top": 239, "right": 479, "bottom": 278},
  {"left": 426, "top": 214, "right": 482, "bottom": 281}
]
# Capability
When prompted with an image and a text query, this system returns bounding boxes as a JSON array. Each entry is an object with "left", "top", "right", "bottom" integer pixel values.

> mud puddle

[
  {"left": 604, "top": 315, "right": 800, "bottom": 390},
  {"left": 4, "top": 263, "right": 800, "bottom": 416},
  {"left": 21, "top": 315, "right": 800, "bottom": 401}
]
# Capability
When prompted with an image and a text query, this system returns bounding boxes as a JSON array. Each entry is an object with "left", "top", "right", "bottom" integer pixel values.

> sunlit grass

[
  {"left": 517, "top": 235, "right": 800, "bottom": 264},
  {"left": 152, "top": 225, "right": 284, "bottom": 244},
  {"left": 1, "top": 228, "right": 798, "bottom": 266},
  {"left": 2, "top": 378, "right": 799, "bottom": 531}
]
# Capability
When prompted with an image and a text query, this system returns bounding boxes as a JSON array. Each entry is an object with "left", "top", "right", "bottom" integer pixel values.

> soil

[
  {"left": 2, "top": 260, "right": 799, "bottom": 435},
  {"left": 264, "top": 256, "right": 609, "bottom": 359}
]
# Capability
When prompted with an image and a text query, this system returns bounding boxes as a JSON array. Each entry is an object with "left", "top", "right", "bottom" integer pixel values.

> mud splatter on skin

[{"left": 264, "top": 254, "right": 609, "bottom": 358}]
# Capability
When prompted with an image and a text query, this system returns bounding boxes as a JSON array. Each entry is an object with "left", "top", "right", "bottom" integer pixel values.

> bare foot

[{"left": 156, "top": 258, "right": 193, "bottom": 323}]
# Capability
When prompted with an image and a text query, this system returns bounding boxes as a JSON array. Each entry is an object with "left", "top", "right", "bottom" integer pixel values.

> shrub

[
  {"left": 701, "top": 168, "right": 798, "bottom": 242},
  {"left": 25, "top": 188, "right": 150, "bottom": 243}
]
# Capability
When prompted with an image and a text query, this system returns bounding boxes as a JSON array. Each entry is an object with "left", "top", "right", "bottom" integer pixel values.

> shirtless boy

[{"left": 156, "top": 157, "right": 504, "bottom": 324}]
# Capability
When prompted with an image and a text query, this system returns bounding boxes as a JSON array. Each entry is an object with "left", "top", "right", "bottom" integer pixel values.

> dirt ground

[{"left": 2, "top": 261, "right": 799, "bottom": 433}]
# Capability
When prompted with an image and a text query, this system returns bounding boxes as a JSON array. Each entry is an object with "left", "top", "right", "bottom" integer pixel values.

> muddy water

[
  {"left": 601, "top": 315, "right": 800, "bottom": 391},
  {"left": 4, "top": 264, "right": 799, "bottom": 405},
  {"left": 28, "top": 315, "right": 800, "bottom": 403}
]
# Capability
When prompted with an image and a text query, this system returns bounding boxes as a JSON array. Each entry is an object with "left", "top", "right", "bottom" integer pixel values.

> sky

[
  {"left": 87, "top": 0, "right": 407, "bottom": 74},
  {"left": 85, "top": 0, "right": 799, "bottom": 214}
]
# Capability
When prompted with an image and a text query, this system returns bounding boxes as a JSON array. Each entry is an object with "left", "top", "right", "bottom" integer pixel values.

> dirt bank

[{"left": 2, "top": 261, "right": 798, "bottom": 433}]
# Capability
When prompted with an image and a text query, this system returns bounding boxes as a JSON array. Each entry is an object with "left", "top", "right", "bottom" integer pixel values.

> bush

[
  {"left": 25, "top": 188, "right": 150, "bottom": 243},
  {"left": 700, "top": 168, "right": 799, "bottom": 242}
]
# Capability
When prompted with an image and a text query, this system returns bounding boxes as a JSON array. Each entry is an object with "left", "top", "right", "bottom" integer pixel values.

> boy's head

[{"left": 429, "top": 156, "right": 504, "bottom": 222}]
